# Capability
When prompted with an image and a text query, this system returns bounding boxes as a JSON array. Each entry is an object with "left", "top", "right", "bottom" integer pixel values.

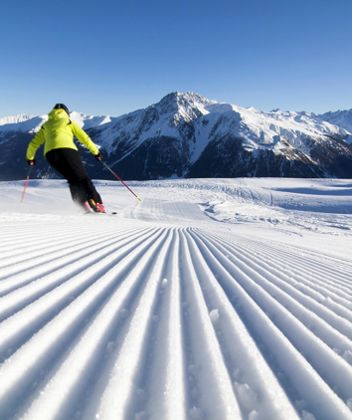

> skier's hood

[{"left": 48, "top": 108, "right": 70, "bottom": 122}]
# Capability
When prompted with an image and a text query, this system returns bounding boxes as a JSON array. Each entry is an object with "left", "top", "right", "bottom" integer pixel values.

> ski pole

[
  {"left": 100, "top": 160, "right": 142, "bottom": 202},
  {"left": 20, "top": 165, "right": 33, "bottom": 203}
]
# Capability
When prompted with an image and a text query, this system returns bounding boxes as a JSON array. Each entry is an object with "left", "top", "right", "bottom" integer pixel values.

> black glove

[
  {"left": 95, "top": 153, "right": 102, "bottom": 161},
  {"left": 27, "top": 159, "right": 36, "bottom": 166}
]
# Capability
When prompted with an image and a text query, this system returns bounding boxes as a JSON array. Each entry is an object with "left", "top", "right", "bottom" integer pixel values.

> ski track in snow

[{"left": 0, "top": 178, "right": 352, "bottom": 420}]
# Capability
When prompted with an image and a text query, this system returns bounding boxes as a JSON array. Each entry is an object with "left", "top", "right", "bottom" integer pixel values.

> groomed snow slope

[{"left": 0, "top": 178, "right": 352, "bottom": 420}]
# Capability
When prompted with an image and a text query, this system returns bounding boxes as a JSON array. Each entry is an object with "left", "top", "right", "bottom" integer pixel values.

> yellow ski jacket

[{"left": 26, "top": 108, "right": 100, "bottom": 160}]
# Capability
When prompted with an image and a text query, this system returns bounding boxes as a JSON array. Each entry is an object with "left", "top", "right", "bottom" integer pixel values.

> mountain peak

[
  {"left": 1, "top": 92, "right": 352, "bottom": 180},
  {"left": 0, "top": 114, "right": 34, "bottom": 125},
  {"left": 0, "top": 114, "right": 46, "bottom": 133},
  {"left": 319, "top": 108, "right": 352, "bottom": 134},
  {"left": 157, "top": 91, "right": 215, "bottom": 113}
]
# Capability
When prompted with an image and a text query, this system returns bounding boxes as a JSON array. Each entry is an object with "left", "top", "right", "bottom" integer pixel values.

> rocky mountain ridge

[{"left": 1, "top": 92, "right": 351, "bottom": 180}]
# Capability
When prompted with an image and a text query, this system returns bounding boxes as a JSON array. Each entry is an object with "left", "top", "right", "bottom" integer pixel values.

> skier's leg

[
  {"left": 61, "top": 150, "right": 103, "bottom": 205},
  {"left": 68, "top": 182, "right": 85, "bottom": 204},
  {"left": 80, "top": 178, "right": 103, "bottom": 203},
  {"left": 46, "top": 148, "right": 104, "bottom": 207},
  {"left": 46, "top": 149, "right": 86, "bottom": 205}
]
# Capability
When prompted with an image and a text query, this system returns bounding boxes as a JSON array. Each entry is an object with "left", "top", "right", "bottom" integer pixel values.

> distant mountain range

[{"left": 1, "top": 92, "right": 352, "bottom": 181}]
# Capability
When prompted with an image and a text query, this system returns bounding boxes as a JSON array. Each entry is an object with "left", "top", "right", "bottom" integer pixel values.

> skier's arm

[
  {"left": 71, "top": 121, "right": 100, "bottom": 156},
  {"left": 26, "top": 127, "right": 45, "bottom": 160}
]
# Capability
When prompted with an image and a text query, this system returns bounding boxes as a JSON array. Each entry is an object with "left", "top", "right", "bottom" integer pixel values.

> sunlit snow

[{"left": 0, "top": 177, "right": 351, "bottom": 419}]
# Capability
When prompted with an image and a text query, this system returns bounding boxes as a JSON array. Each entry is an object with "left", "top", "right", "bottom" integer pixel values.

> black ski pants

[{"left": 46, "top": 148, "right": 102, "bottom": 205}]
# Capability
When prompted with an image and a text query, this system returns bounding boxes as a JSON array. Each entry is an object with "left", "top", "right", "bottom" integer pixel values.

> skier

[{"left": 25, "top": 103, "right": 106, "bottom": 213}]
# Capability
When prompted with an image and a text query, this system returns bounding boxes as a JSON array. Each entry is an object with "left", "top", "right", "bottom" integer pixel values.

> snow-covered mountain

[
  {"left": 0, "top": 111, "right": 112, "bottom": 133},
  {"left": 318, "top": 109, "right": 352, "bottom": 143},
  {"left": 0, "top": 92, "right": 351, "bottom": 180},
  {"left": 0, "top": 114, "right": 45, "bottom": 133}
]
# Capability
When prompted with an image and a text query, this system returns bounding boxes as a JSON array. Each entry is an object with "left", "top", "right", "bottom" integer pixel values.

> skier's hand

[
  {"left": 94, "top": 153, "right": 102, "bottom": 161},
  {"left": 27, "top": 159, "right": 36, "bottom": 166}
]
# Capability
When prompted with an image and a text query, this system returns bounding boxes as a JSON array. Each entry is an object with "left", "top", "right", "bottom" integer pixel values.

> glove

[
  {"left": 94, "top": 153, "right": 102, "bottom": 161},
  {"left": 27, "top": 159, "right": 36, "bottom": 166}
]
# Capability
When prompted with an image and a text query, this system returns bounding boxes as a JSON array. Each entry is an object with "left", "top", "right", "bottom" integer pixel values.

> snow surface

[{"left": 0, "top": 177, "right": 352, "bottom": 419}]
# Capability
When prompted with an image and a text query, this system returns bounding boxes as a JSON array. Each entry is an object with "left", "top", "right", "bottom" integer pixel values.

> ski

[{"left": 84, "top": 211, "right": 118, "bottom": 216}]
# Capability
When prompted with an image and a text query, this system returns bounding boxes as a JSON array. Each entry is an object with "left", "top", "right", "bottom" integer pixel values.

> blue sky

[{"left": 1, "top": 0, "right": 351, "bottom": 116}]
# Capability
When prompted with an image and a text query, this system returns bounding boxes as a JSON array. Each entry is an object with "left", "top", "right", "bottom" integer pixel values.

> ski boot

[{"left": 88, "top": 198, "right": 106, "bottom": 213}]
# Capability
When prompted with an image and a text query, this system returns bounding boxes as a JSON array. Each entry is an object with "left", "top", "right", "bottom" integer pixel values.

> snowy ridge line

[
  {"left": 0, "top": 228, "right": 153, "bottom": 323},
  {"left": 228, "top": 240, "right": 352, "bottom": 322},
  {"left": 0, "top": 227, "right": 158, "bottom": 363},
  {"left": 204, "top": 230, "right": 352, "bottom": 299},
  {"left": 198, "top": 230, "right": 352, "bottom": 329},
  {"left": 235, "top": 235, "right": 352, "bottom": 281},
  {"left": 190, "top": 232, "right": 352, "bottom": 406},
  {"left": 207, "top": 232, "right": 352, "bottom": 338},
  {"left": 89, "top": 228, "right": 185, "bottom": 420},
  {"left": 121, "top": 229, "right": 186, "bottom": 420},
  {"left": 0, "top": 230, "right": 124, "bottom": 272},
  {"left": 0, "top": 233, "right": 93, "bottom": 263},
  {"left": 193, "top": 231, "right": 352, "bottom": 357},
  {"left": 259, "top": 238, "right": 352, "bottom": 269},
  {"left": 0, "top": 230, "right": 76, "bottom": 251},
  {"left": 0, "top": 227, "right": 156, "bottom": 356},
  {"left": 0, "top": 226, "right": 145, "bottom": 297},
  {"left": 222, "top": 240, "right": 352, "bottom": 341},
  {"left": 230, "top": 239, "right": 352, "bottom": 304},
  {"left": 0, "top": 214, "right": 351, "bottom": 419},
  {"left": 0, "top": 225, "right": 142, "bottom": 281},
  {"left": 180, "top": 229, "right": 298, "bottom": 419},
  {"left": 213, "top": 229, "right": 352, "bottom": 281},
  {"left": 21, "top": 228, "right": 173, "bottom": 420},
  {"left": 186, "top": 231, "right": 352, "bottom": 418},
  {"left": 0, "top": 223, "right": 130, "bottom": 256},
  {"left": 177, "top": 229, "right": 243, "bottom": 420},
  {"left": 242, "top": 241, "right": 352, "bottom": 289},
  {"left": 94, "top": 229, "right": 181, "bottom": 420},
  {"left": 236, "top": 244, "right": 352, "bottom": 303},
  {"left": 131, "top": 229, "right": 186, "bottom": 420},
  {"left": 0, "top": 227, "right": 166, "bottom": 419}
]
